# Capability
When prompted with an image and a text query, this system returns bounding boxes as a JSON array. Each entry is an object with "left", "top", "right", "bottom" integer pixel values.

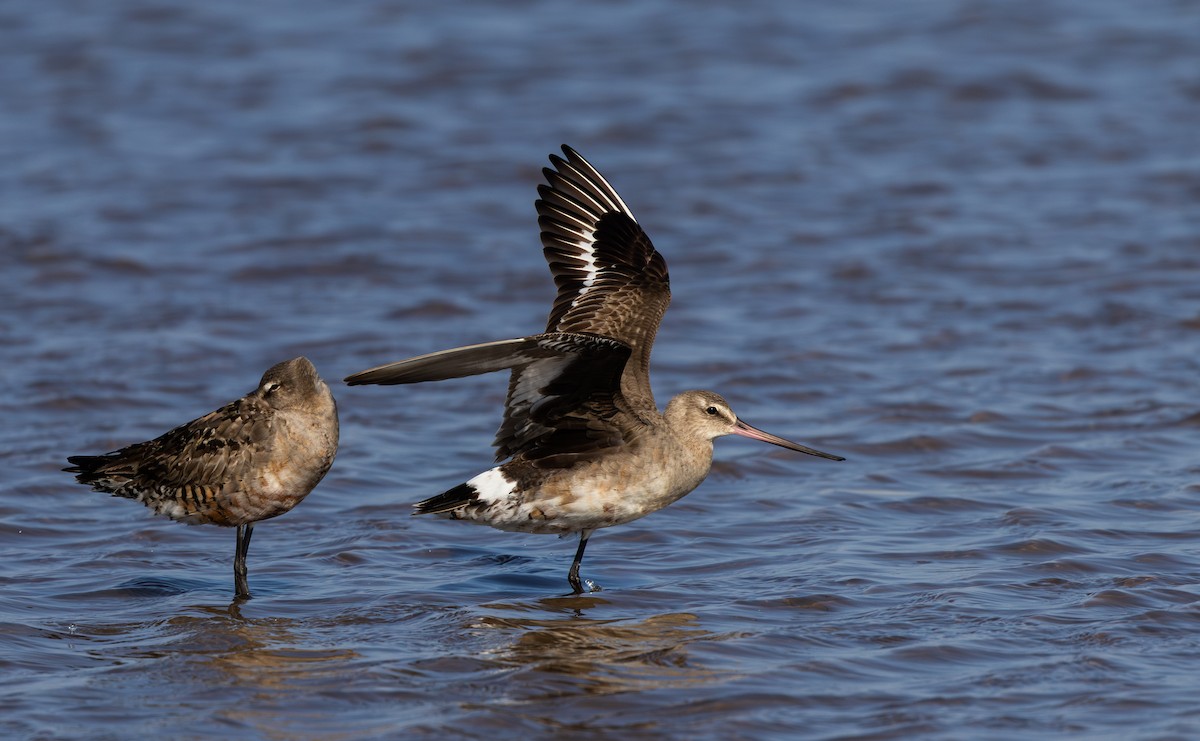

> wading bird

[
  {"left": 346, "top": 146, "right": 842, "bottom": 592},
  {"left": 66, "top": 357, "right": 338, "bottom": 599}
]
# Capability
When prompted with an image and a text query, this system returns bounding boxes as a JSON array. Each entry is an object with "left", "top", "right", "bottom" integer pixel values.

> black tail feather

[
  {"left": 64, "top": 454, "right": 110, "bottom": 481},
  {"left": 413, "top": 482, "right": 475, "bottom": 516}
]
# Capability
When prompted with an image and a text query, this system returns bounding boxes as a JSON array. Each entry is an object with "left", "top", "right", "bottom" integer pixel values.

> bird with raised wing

[
  {"left": 346, "top": 146, "right": 842, "bottom": 593},
  {"left": 66, "top": 357, "right": 339, "bottom": 599}
]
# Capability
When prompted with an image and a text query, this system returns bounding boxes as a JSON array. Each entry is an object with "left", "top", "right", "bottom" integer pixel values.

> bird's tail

[
  {"left": 63, "top": 453, "right": 132, "bottom": 493},
  {"left": 413, "top": 482, "right": 475, "bottom": 515}
]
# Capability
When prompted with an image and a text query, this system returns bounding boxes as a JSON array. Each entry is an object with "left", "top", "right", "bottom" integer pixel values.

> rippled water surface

[{"left": 4, "top": 0, "right": 1200, "bottom": 738}]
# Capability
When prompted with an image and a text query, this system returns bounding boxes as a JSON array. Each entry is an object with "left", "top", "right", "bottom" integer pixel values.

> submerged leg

[
  {"left": 234, "top": 523, "right": 255, "bottom": 600},
  {"left": 567, "top": 529, "right": 593, "bottom": 594}
]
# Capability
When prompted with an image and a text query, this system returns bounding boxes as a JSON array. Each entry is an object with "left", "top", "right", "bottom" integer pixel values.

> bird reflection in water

[
  {"left": 468, "top": 596, "right": 732, "bottom": 701},
  {"left": 167, "top": 605, "right": 364, "bottom": 735}
]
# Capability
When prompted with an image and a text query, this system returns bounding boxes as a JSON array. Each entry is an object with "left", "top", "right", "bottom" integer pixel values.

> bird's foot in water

[{"left": 566, "top": 576, "right": 602, "bottom": 595}]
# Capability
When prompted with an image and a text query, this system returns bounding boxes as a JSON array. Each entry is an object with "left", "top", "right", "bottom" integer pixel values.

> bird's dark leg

[
  {"left": 567, "top": 529, "right": 593, "bottom": 594},
  {"left": 234, "top": 523, "right": 254, "bottom": 600}
]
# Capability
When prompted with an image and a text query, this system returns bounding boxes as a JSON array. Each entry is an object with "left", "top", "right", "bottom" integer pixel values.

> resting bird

[
  {"left": 346, "top": 146, "right": 843, "bottom": 593},
  {"left": 66, "top": 357, "right": 338, "bottom": 599}
]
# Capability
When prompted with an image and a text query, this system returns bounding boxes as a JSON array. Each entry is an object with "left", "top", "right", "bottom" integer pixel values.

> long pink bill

[{"left": 732, "top": 420, "right": 845, "bottom": 461}]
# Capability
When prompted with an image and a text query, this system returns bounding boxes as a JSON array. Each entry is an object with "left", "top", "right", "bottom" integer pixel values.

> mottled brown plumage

[
  {"left": 66, "top": 356, "right": 339, "bottom": 599},
  {"left": 346, "top": 146, "right": 842, "bottom": 592},
  {"left": 538, "top": 148, "right": 669, "bottom": 414}
]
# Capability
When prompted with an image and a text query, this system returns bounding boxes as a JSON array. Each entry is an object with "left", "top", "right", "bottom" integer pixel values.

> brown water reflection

[
  {"left": 43, "top": 605, "right": 370, "bottom": 740},
  {"left": 191, "top": 604, "right": 360, "bottom": 685},
  {"left": 474, "top": 597, "right": 728, "bottom": 700}
]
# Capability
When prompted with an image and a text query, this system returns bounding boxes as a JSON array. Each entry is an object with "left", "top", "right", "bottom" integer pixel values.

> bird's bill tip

[{"left": 732, "top": 420, "right": 845, "bottom": 461}]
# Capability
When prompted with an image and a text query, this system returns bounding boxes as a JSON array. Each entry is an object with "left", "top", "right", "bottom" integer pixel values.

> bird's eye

[
  {"left": 705, "top": 406, "right": 719, "bottom": 416},
  {"left": 263, "top": 382, "right": 281, "bottom": 395}
]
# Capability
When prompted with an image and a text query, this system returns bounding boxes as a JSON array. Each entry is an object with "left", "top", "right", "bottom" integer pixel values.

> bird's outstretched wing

[
  {"left": 538, "top": 145, "right": 670, "bottom": 413},
  {"left": 345, "top": 146, "right": 670, "bottom": 464},
  {"left": 347, "top": 332, "right": 632, "bottom": 467}
]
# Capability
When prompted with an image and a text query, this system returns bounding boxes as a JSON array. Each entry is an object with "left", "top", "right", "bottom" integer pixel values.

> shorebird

[
  {"left": 65, "top": 357, "right": 339, "bottom": 600},
  {"left": 346, "top": 145, "right": 843, "bottom": 593}
]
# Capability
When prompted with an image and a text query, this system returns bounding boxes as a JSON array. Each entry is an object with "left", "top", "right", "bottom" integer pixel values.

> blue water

[{"left": 3, "top": 0, "right": 1200, "bottom": 738}]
